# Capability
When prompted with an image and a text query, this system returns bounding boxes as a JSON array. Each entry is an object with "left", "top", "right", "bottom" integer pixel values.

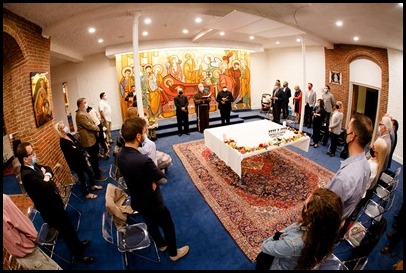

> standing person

[
  {"left": 387, "top": 118, "right": 399, "bottom": 170},
  {"left": 326, "top": 101, "right": 344, "bottom": 157},
  {"left": 256, "top": 188, "right": 343, "bottom": 270},
  {"left": 3, "top": 194, "right": 63, "bottom": 270},
  {"left": 174, "top": 87, "right": 189, "bottom": 136},
  {"left": 321, "top": 85, "right": 335, "bottom": 146},
  {"left": 325, "top": 113, "right": 373, "bottom": 232},
  {"left": 193, "top": 83, "right": 210, "bottom": 132},
  {"left": 368, "top": 116, "right": 392, "bottom": 172},
  {"left": 87, "top": 105, "right": 109, "bottom": 159},
  {"left": 293, "top": 85, "right": 302, "bottom": 123},
  {"left": 281, "top": 81, "right": 291, "bottom": 119},
  {"left": 216, "top": 85, "right": 234, "bottom": 125},
  {"left": 271, "top": 80, "right": 283, "bottom": 124},
  {"left": 310, "top": 99, "right": 326, "bottom": 148},
  {"left": 304, "top": 83, "right": 317, "bottom": 128},
  {"left": 15, "top": 142, "right": 95, "bottom": 263},
  {"left": 54, "top": 121, "right": 102, "bottom": 199},
  {"left": 75, "top": 98, "right": 107, "bottom": 182},
  {"left": 117, "top": 117, "right": 190, "bottom": 261},
  {"left": 98, "top": 92, "right": 113, "bottom": 144}
]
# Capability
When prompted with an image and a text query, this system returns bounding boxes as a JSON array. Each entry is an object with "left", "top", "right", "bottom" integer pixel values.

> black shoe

[
  {"left": 380, "top": 246, "right": 393, "bottom": 255},
  {"left": 82, "top": 240, "right": 91, "bottom": 248},
  {"left": 178, "top": 134, "right": 182, "bottom": 137},
  {"left": 329, "top": 153, "right": 335, "bottom": 157},
  {"left": 322, "top": 142, "right": 327, "bottom": 146},
  {"left": 185, "top": 132, "right": 190, "bottom": 135},
  {"left": 75, "top": 256, "right": 95, "bottom": 263},
  {"left": 327, "top": 151, "right": 332, "bottom": 155},
  {"left": 99, "top": 168, "right": 107, "bottom": 173}
]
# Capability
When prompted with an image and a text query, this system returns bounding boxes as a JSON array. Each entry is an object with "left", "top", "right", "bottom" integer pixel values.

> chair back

[{"left": 102, "top": 211, "right": 115, "bottom": 245}]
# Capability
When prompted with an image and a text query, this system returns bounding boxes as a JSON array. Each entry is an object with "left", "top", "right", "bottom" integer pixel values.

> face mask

[
  {"left": 84, "top": 103, "right": 89, "bottom": 109},
  {"left": 323, "top": 88, "right": 328, "bottom": 93},
  {"left": 141, "top": 133, "right": 148, "bottom": 146},
  {"left": 308, "top": 86, "right": 312, "bottom": 90},
  {"left": 31, "top": 155, "right": 37, "bottom": 166},
  {"left": 198, "top": 86, "right": 204, "bottom": 92},
  {"left": 179, "top": 91, "right": 183, "bottom": 96},
  {"left": 222, "top": 88, "right": 227, "bottom": 91},
  {"left": 63, "top": 126, "right": 70, "bottom": 134}
]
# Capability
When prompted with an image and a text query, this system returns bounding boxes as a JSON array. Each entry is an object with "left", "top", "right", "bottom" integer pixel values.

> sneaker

[
  {"left": 95, "top": 176, "right": 108, "bottom": 182},
  {"left": 169, "top": 246, "right": 189, "bottom": 261}
]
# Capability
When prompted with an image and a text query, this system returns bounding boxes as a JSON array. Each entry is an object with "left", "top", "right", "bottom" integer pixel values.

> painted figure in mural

[
  {"left": 182, "top": 52, "right": 197, "bottom": 83},
  {"left": 240, "top": 59, "right": 251, "bottom": 109},
  {"left": 119, "top": 67, "right": 135, "bottom": 119},
  {"left": 34, "top": 77, "right": 52, "bottom": 127},
  {"left": 166, "top": 55, "right": 184, "bottom": 82},
  {"left": 228, "top": 60, "right": 242, "bottom": 107}
]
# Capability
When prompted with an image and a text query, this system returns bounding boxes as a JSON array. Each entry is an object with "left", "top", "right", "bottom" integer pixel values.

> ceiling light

[
  {"left": 144, "top": 18, "right": 152, "bottom": 24},
  {"left": 353, "top": 36, "right": 359, "bottom": 41},
  {"left": 98, "top": 39, "right": 104, "bottom": 43},
  {"left": 88, "top": 27, "right": 96, "bottom": 34},
  {"left": 195, "top": 17, "right": 202, "bottom": 23},
  {"left": 142, "top": 31, "right": 149, "bottom": 36},
  {"left": 276, "top": 41, "right": 280, "bottom": 45},
  {"left": 219, "top": 31, "right": 225, "bottom": 36},
  {"left": 249, "top": 36, "right": 255, "bottom": 40},
  {"left": 182, "top": 29, "right": 189, "bottom": 34},
  {"left": 296, "top": 38, "right": 301, "bottom": 42},
  {"left": 335, "top": 21, "right": 343, "bottom": 27}
]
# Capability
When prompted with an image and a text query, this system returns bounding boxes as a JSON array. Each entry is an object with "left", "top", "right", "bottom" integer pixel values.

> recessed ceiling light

[
  {"left": 142, "top": 31, "right": 149, "bottom": 36},
  {"left": 353, "top": 36, "right": 359, "bottom": 41},
  {"left": 249, "top": 35, "right": 255, "bottom": 40},
  {"left": 276, "top": 41, "right": 280, "bottom": 44},
  {"left": 219, "top": 31, "right": 225, "bottom": 36},
  {"left": 296, "top": 38, "right": 301, "bottom": 42},
  {"left": 182, "top": 29, "right": 189, "bottom": 34},
  {"left": 98, "top": 39, "right": 104, "bottom": 43},
  {"left": 88, "top": 27, "right": 96, "bottom": 34},
  {"left": 144, "top": 18, "right": 152, "bottom": 24},
  {"left": 195, "top": 17, "right": 202, "bottom": 23},
  {"left": 335, "top": 21, "right": 343, "bottom": 27}
]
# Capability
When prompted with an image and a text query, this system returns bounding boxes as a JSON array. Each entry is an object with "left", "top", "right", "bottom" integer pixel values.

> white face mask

[
  {"left": 63, "top": 126, "right": 70, "bottom": 134},
  {"left": 323, "top": 88, "right": 328, "bottom": 93},
  {"left": 222, "top": 88, "right": 227, "bottom": 91},
  {"left": 141, "top": 133, "right": 148, "bottom": 146},
  {"left": 84, "top": 102, "right": 89, "bottom": 109}
]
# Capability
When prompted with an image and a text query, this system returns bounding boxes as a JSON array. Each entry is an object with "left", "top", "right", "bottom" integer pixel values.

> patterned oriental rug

[{"left": 173, "top": 139, "right": 334, "bottom": 262}]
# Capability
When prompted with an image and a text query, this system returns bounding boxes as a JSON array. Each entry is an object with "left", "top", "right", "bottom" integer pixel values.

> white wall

[{"left": 49, "top": 47, "right": 402, "bottom": 164}]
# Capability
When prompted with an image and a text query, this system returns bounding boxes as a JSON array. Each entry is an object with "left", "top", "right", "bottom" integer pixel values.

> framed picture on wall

[
  {"left": 30, "top": 72, "right": 53, "bottom": 127},
  {"left": 330, "top": 71, "right": 342, "bottom": 85}
]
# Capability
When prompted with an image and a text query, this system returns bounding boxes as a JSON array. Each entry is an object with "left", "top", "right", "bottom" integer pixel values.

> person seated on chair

[
  {"left": 3, "top": 194, "right": 63, "bottom": 270},
  {"left": 256, "top": 188, "right": 343, "bottom": 270},
  {"left": 117, "top": 117, "right": 189, "bottom": 262},
  {"left": 55, "top": 121, "right": 102, "bottom": 199},
  {"left": 16, "top": 142, "right": 95, "bottom": 264}
]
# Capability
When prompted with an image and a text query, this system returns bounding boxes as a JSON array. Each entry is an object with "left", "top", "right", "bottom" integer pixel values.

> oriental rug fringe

[{"left": 173, "top": 139, "right": 334, "bottom": 262}]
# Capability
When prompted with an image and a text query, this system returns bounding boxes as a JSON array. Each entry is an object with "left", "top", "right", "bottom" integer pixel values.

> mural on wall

[
  {"left": 30, "top": 72, "right": 53, "bottom": 127},
  {"left": 115, "top": 49, "right": 251, "bottom": 120}
]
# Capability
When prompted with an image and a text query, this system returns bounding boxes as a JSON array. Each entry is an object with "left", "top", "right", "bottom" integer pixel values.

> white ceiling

[{"left": 3, "top": 3, "right": 403, "bottom": 68}]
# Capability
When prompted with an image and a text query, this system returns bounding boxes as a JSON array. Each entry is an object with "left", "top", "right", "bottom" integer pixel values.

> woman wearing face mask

[
  {"left": 55, "top": 121, "right": 102, "bottom": 199},
  {"left": 310, "top": 99, "right": 326, "bottom": 148}
]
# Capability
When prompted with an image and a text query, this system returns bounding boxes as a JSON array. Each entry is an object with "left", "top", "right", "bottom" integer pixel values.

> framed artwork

[
  {"left": 330, "top": 71, "right": 342, "bottom": 85},
  {"left": 30, "top": 72, "right": 53, "bottom": 127}
]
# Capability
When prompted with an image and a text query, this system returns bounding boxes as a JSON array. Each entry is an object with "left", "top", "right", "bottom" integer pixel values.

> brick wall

[
  {"left": 324, "top": 44, "right": 388, "bottom": 123},
  {"left": 3, "top": 9, "right": 72, "bottom": 188}
]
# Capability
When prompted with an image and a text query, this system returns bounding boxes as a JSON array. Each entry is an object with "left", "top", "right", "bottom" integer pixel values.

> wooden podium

[{"left": 197, "top": 100, "right": 210, "bottom": 133}]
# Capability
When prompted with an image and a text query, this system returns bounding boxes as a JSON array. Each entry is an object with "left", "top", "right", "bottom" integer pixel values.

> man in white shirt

[{"left": 98, "top": 92, "right": 113, "bottom": 144}]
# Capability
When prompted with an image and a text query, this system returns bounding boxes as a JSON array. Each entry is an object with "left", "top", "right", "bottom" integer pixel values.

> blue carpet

[{"left": 4, "top": 112, "right": 403, "bottom": 269}]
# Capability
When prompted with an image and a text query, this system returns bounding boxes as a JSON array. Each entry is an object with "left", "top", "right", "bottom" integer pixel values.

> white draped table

[{"left": 204, "top": 119, "right": 310, "bottom": 178}]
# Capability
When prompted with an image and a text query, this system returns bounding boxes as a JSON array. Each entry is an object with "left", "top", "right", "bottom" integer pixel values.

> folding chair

[
  {"left": 101, "top": 211, "right": 160, "bottom": 267},
  {"left": 109, "top": 163, "right": 129, "bottom": 193},
  {"left": 60, "top": 171, "right": 85, "bottom": 204},
  {"left": 37, "top": 223, "right": 72, "bottom": 264}
]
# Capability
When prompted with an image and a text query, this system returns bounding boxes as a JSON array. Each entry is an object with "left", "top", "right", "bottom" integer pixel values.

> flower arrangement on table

[{"left": 224, "top": 127, "right": 306, "bottom": 154}]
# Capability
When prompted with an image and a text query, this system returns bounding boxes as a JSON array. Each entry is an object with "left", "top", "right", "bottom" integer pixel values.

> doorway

[{"left": 350, "top": 84, "right": 379, "bottom": 132}]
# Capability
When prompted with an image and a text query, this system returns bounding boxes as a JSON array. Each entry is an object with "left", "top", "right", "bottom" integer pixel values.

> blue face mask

[{"left": 31, "top": 155, "right": 37, "bottom": 166}]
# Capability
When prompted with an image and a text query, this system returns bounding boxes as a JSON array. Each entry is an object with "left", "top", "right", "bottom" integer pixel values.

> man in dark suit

[
  {"left": 271, "top": 86, "right": 284, "bottom": 124},
  {"left": 281, "top": 81, "right": 291, "bottom": 119},
  {"left": 216, "top": 85, "right": 234, "bottom": 125},
  {"left": 173, "top": 87, "right": 190, "bottom": 136},
  {"left": 16, "top": 142, "right": 94, "bottom": 263}
]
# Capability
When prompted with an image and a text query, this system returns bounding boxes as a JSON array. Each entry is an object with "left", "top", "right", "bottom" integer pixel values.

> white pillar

[
  {"left": 131, "top": 11, "right": 144, "bottom": 118},
  {"left": 299, "top": 36, "right": 306, "bottom": 133}
]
